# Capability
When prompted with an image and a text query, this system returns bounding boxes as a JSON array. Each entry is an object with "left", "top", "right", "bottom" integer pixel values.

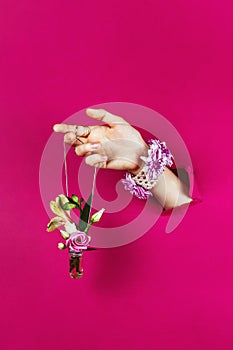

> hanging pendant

[
  {"left": 46, "top": 142, "right": 102, "bottom": 279},
  {"left": 69, "top": 251, "right": 84, "bottom": 279}
]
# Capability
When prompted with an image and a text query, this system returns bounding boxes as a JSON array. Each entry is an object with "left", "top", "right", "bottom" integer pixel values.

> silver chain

[
  {"left": 63, "top": 141, "right": 97, "bottom": 208},
  {"left": 63, "top": 141, "right": 69, "bottom": 196}
]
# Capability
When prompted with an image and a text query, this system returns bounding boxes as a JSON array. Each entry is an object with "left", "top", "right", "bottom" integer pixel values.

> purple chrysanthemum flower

[
  {"left": 141, "top": 140, "right": 173, "bottom": 181},
  {"left": 121, "top": 173, "right": 152, "bottom": 199}
]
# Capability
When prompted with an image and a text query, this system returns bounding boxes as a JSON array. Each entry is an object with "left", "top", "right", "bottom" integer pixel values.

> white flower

[{"left": 64, "top": 222, "right": 78, "bottom": 233}]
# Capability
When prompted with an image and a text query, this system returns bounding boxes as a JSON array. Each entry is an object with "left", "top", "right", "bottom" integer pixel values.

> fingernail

[{"left": 91, "top": 143, "right": 100, "bottom": 150}]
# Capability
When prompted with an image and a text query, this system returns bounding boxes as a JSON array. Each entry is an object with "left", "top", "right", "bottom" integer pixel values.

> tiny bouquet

[{"left": 46, "top": 193, "right": 104, "bottom": 279}]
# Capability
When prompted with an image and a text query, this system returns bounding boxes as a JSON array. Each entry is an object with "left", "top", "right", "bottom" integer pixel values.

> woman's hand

[
  {"left": 53, "top": 107, "right": 192, "bottom": 209},
  {"left": 53, "top": 108, "right": 148, "bottom": 174}
]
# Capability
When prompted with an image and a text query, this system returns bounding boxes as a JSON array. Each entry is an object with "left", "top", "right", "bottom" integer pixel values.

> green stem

[{"left": 84, "top": 221, "right": 93, "bottom": 234}]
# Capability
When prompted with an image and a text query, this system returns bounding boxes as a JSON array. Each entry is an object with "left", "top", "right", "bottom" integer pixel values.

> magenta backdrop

[{"left": 1, "top": 1, "right": 233, "bottom": 349}]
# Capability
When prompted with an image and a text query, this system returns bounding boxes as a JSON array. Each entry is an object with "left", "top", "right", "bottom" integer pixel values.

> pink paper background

[{"left": 1, "top": 1, "right": 233, "bottom": 349}]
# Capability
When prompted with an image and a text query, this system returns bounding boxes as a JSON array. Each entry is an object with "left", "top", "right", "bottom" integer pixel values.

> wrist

[
  {"left": 121, "top": 139, "right": 174, "bottom": 200},
  {"left": 130, "top": 143, "right": 149, "bottom": 176}
]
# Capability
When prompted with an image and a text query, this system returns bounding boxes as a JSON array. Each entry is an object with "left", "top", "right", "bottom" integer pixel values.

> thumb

[{"left": 86, "top": 108, "right": 128, "bottom": 127}]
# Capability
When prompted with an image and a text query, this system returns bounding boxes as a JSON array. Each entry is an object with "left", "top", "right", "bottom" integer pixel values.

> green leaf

[
  {"left": 78, "top": 192, "right": 92, "bottom": 231},
  {"left": 79, "top": 198, "right": 84, "bottom": 210},
  {"left": 62, "top": 203, "right": 77, "bottom": 210},
  {"left": 71, "top": 194, "right": 79, "bottom": 204}
]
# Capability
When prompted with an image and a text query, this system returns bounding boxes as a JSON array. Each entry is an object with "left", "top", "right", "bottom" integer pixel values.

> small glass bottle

[{"left": 69, "top": 251, "right": 83, "bottom": 279}]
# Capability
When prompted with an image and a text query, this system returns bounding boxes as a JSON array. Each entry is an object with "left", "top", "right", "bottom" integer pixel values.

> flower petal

[
  {"left": 47, "top": 216, "right": 65, "bottom": 232},
  {"left": 49, "top": 195, "right": 72, "bottom": 220},
  {"left": 50, "top": 200, "right": 65, "bottom": 217},
  {"left": 58, "top": 194, "right": 69, "bottom": 207},
  {"left": 64, "top": 222, "right": 78, "bottom": 234}
]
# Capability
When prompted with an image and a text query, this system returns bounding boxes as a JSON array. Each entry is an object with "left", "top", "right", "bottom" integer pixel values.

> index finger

[{"left": 53, "top": 124, "right": 92, "bottom": 135}]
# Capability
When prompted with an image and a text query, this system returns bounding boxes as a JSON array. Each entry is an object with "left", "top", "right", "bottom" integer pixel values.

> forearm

[{"left": 150, "top": 167, "right": 192, "bottom": 210}]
